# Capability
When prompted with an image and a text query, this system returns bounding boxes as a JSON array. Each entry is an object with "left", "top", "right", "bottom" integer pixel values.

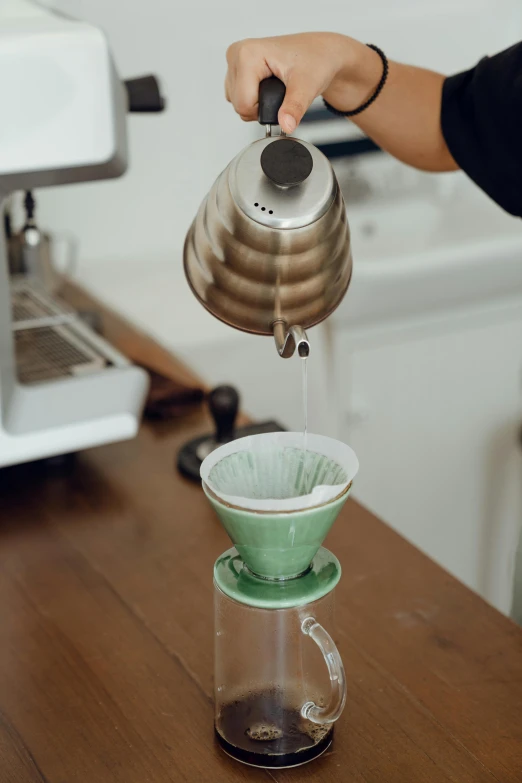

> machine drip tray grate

[
  {"left": 15, "top": 324, "right": 107, "bottom": 384},
  {"left": 11, "top": 279, "right": 109, "bottom": 384},
  {"left": 11, "top": 281, "right": 76, "bottom": 330},
  {"left": 13, "top": 292, "right": 49, "bottom": 324}
]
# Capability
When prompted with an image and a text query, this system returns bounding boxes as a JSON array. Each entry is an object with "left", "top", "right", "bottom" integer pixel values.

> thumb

[{"left": 278, "top": 73, "right": 317, "bottom": 134}]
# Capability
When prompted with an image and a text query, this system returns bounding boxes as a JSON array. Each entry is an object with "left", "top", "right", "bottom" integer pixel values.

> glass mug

[{"left": 213, "top": 546, "right": 346, "bottom": 769}]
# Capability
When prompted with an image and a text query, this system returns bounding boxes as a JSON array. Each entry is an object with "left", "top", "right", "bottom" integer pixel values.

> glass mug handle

[{"left": 300, "top": 616, "right": 347, "bottom": 725}]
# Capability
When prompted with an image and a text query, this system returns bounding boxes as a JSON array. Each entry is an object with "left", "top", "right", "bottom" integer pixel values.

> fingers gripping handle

[{"left": 301, "top": 617, "right": 347, "bottom": 725}]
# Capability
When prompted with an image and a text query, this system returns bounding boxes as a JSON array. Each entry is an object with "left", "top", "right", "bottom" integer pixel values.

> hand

[
  {"left": 225, "top": 33, "right": 375, "bottom": 134},
  {"left": 225, "top": 33, "right": 456, "bottom": 175}
]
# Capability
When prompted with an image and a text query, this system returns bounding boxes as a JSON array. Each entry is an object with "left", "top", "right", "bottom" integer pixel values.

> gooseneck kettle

[{"left": 184, "top": 77, "right": 352, "bottom": 358}]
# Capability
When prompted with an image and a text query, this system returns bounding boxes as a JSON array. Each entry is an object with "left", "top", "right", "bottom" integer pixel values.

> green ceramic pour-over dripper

[{"left": 201, "top": 432, "right": 359, "bottom": 580}]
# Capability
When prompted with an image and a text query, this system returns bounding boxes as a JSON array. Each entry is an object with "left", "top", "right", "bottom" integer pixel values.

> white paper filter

[{"left": 200, "top": 432, "right": 359, "bottom": 512}]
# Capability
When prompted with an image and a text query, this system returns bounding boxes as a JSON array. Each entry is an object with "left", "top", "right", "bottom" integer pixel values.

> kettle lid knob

[{"left": 260, "top": 138, "right": 313, "bottom": 187}]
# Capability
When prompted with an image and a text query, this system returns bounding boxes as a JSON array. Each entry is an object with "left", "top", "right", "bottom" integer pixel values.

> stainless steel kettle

[{"left": 184, "top": 77, "right": 352, "bottom": 358}]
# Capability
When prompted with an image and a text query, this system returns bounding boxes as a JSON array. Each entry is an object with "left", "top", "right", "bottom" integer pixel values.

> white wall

[{"left": 35, "top": 0, "right": 522, "bottom": 268}]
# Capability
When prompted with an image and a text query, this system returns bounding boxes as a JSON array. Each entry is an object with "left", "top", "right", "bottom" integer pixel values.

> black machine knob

[
  {"left": 124, "top": 75, "right": 165, "bottom": 113},
  {"left": 208, "top": 385, "right": 239, "bottom": 444}
]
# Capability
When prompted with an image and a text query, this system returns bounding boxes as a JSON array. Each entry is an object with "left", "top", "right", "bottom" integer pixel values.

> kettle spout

[{"left": 273, "top": 321, "right": 310, "bottom": 359}]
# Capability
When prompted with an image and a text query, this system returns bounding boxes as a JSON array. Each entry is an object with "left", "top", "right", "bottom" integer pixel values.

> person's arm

[
  {"left": 225, "top": 33, "right": 458, "bottom": 173},
  {"left": 328, "top": 45, "right": 457, "bottom": 172}
]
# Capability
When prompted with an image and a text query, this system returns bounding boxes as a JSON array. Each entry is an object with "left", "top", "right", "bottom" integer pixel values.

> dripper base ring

[{"left": 214, "top": 546, "right": 341, "bottom": 609}]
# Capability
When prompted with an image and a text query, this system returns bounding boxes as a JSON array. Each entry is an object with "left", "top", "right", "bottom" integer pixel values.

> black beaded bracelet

[{"left": 323, "top": 44, "right": 389, "bottom": 118}]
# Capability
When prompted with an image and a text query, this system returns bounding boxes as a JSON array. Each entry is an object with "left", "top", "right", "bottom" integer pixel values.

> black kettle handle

[{"left": 258, "top": 77, "right": 286, "bottom": 125}]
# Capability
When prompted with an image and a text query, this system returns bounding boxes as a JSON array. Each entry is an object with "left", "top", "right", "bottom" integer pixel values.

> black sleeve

[{"left": 441, "top": 42, "right": 522, "bottom": 217}]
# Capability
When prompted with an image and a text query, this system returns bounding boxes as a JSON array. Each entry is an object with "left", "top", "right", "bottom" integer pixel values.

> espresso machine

[{"left": 0, "top": 0, "right": 164, "bottom": 468}]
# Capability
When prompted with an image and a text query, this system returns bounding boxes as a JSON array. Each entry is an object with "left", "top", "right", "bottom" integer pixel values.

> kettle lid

[
  {"left": 260, "top": 138, "right": 313, "bottom": 187},
  {"left": 228, "top": 76, "right": 338, "bottom": 229},
  {"left": 230, "top": 135, "right": 336, "bottom": 230}
]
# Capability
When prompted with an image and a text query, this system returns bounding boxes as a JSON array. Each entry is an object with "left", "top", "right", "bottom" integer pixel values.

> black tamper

[{"left": 177, "top": 384, "right": 285, "bottom": 482}]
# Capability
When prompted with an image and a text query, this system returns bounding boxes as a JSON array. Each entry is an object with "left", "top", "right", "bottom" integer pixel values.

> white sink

[
  {"left": 335, "top": 175, "right": 522, "bottom": 327},
  {"left": 349, "top": 198, "right": 441, "bottom": 262}
]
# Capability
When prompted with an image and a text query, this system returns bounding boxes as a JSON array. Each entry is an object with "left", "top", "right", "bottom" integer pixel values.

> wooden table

[{"left": 1, "top": 413, "right": 521, "bottom": 783}]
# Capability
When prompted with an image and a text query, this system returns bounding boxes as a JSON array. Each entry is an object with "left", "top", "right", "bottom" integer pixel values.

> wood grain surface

[{"left": 1, "top": 413, "right": 521, "bottom": 782}]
